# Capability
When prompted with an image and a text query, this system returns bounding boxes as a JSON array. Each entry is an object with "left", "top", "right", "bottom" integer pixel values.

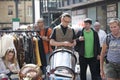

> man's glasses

[
  {"left": 63, "top": 18, "right": 71, "bottom": 23},
  {"left": 37, "top": 22, "right": 43, "bottom": 24}
]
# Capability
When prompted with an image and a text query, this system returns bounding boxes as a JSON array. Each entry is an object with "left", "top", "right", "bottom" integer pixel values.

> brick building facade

[{"left": 0, "top": 0, "right": 32, "bottom": 29}]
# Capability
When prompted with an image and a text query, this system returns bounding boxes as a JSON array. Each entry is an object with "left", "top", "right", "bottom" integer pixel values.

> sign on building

[{"left": 12, "top": 18, "right": 20, "bottom": 30}]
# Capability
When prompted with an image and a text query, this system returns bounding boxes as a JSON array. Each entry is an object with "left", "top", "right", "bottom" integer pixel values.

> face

[
  {"left": 84, "top": 22, "right": 91, "bottom": 30},
  {"left": 7, "top": 52, "right": 14, "bottom": 61},
  {"left": 109, "top": 22, "right": 120, "bottom": 35},
  {"left": 94, "top": 25, "right": 100, "bottom": 31},
  {"left": 61, "top": 16, "right": 71, "bottom": 27},
  {"left": 27, "top": 26, "right": 31, "bottom": 30},
  {"left": 37, "top": 20, "right": 44, "bottom": 28}
]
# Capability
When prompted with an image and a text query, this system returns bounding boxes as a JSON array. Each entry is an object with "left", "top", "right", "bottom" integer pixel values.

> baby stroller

[{"left": 47, "top": 49, "right": 78, "bottom": 80}]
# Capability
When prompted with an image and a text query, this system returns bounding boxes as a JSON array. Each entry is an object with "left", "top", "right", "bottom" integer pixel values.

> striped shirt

[{"left": 104, "top": 35, "right": 120, "bottom": 64}]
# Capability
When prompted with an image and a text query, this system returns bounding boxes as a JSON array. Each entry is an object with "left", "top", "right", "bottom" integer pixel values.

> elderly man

[{"left": 94, "top": 22, "right": 107, "bottom": 48}]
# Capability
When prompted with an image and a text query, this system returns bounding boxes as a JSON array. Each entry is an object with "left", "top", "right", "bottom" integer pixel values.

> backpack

[
  {"left": 45, "top": 28, "right": 55, "bottom": 50},
  {"left": 106, "top": 33, "right": 112, "bottom": 48},
  {"left": 44, "top": 28, "right": 50, "bottom": 52},
  {"left": 105, "top": 33, "right": 112, "bottom": 63},
  {"left": 45, "top": 28, "right": 49, "bottom": 36}
]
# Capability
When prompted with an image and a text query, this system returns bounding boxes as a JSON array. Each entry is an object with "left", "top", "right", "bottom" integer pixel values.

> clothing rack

[{"left": 0, "top": 30, "right": 40, "bottom": 33}]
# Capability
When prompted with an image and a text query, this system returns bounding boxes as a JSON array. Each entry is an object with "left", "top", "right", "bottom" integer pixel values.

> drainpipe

[
  {"left": 14, "top": 0, "right": 18, "bottom": 18},
  {"left": 32, "top": 0, "right": 35, "bottom": 24}
]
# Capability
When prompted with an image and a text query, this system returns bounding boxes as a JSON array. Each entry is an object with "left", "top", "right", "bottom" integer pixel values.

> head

[
  {"left": 108, "top": 18, "right": 120, "bottom": 35},
  {"left": 19, "top": 64, "right": 42, "bottom": 80},
  {"left": 84, "top": 18, "right": 92, "bottom": 30},
  {"left": 3, "top": 48, "right": 15, "bottom": 62},
  {"left": 61, "top": 13, "right": 71, "bottom": 27},
  {"left": 37, "top": 18, "right": 44, "bottom": 29},
  {"left": 94, "top": 22, "right": 101, "bottom": 31},
  {"left": 27, "top": 26, "right": 32, "bottom": 31}
]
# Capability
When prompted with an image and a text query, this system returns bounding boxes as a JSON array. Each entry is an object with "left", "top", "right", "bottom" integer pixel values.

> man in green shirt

[{"left": 75, "top": 18, "right": 101, "bottom": 80}]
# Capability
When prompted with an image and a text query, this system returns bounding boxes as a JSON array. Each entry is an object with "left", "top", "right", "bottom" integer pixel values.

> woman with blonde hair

[
  {"left": 0, "top": 48, "right": 20, "bottom": 79},
  {"left": 100, "top": 18, "right": 120, "bottom": 80}
]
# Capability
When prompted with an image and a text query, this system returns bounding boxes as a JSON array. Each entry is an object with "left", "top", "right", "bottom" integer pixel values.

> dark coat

[{"left": 75, "top": 28, "right": 100, "bottom": 58}]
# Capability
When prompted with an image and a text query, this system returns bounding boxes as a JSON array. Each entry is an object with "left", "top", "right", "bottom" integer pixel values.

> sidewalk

[{"left": 74, "top": 52, "right": 91, "bottom": 80}]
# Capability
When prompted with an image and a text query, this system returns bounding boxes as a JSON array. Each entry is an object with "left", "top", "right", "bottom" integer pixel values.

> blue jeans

[{"left": 46, "top": 53, "right": 50, "bottom": 65}]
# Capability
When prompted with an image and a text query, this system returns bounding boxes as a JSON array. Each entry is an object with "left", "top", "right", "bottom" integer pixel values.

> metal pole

[
  {"left": 24, "top": 0, "right": 26, "bottom": 24},
  {"left": 39, "top": 0, "right": 41, "bottom": 17},
  {"left": 47, "top": 0, "right": 50, "bottom": 27},
  {"left": 32, "top": 0, "right": 35, "bottom": 24},
  {"left": 39, "top": 0, "right": 43, "bottom": 17},
  {"left": 14, "top": 0, "right": 18, "bottom": 18}
]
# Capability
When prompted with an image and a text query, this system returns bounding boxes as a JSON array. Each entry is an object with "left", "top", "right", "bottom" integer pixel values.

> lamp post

[
  {"left": 32, "top": 0, "right": 35, "bottom": 24},
  {"left": 47, "top": 0, "right": 50, "bottom": 27},
  {"left": 40, "top": 0, "right": 43, "bottom": 17},
  {"left": 14, "top": 0, "right": 19, "bottom": 18},
  {"left": 24, "top": 0, "right": 26, "bottom": 24}
]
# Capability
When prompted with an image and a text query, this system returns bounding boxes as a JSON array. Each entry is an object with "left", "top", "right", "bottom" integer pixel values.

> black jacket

[{"left": 75, "top": 28, "right": 100, "bottom": 58}]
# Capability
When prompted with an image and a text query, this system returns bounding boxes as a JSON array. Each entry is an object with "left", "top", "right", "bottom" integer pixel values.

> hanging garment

[
  {"left": 23, "top": 34, "right": 36, "bottom": 64},
  {"left": 0, "top": 34, "right": 16, "bottom": 57},
  {"left": 14, "top": 35, "right": 25, "bottom": 68},
  {"left": 33, "top": 37, "right": 42, "bottom": 66},
  {"left": 37, "top": 36, "right": 47, "bottom": 66}
]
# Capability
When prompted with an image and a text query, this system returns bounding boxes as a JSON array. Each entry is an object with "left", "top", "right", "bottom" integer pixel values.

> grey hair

[
  {"left": 108, "top": 18, "right": 120, "bottom": 27},
  {"left": 37, "top": 18, "right": 44, "bottom": 22}
]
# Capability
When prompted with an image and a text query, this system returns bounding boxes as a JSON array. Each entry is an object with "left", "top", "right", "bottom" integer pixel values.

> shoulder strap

[
  {"left": 106, "top": 33, "right": 112, "bottom": 48},
  {"left": 45, "top": 28, "right": 49, "bottom": 36},
  {"left": 45, "top": 27, "right": 51, "bottom": 52}
]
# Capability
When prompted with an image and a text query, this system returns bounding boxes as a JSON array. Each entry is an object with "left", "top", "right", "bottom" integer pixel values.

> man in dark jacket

[{"left": 75, "top": 18, "right": 101, "bottom": 80}]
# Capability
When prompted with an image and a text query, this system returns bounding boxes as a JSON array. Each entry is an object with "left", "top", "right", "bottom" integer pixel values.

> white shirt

[
  {"left": 0, "top": 58, "right": 10, "bottom": 74},
  {"left": 97, "top": 29, "right": 107, "bottom": 47},
  {"left": 0, "top": 58, "right": 20, "bottom": 74}
]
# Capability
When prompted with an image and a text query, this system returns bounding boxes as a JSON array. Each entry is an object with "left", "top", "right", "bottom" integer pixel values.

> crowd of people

[{"left": 0, "top": 12, "right": 120, "bottom": 80}]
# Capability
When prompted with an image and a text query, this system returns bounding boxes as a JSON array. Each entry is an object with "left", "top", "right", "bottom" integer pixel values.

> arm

[
  {"left": 8, "top": 61, "right": 20, "bottom": 74},
  {"left": 42, "top": 28, "right": 52, "bottom": 42},
  {"left": 50, "top": 39, "right": 65, "bottom": 46},
  {"left": 50, "top": 39, "right": 75, "bottom": 47},
  {"left": 72, "top": 39, "right": 76, "bottom": 47},
  {"left": 100, "top": 43, "right": 107, "bottom": 79},
  {"left": 74, "top": 30, "right": 83, "bottom": 52},
  {"left": 0, "top": 59, "right": 10, "bottom": 74},
  {"left": 96, "top": 31, "right": 101, "bottom": 60},
  {"left": 76, "top": 30, "right": 83, "bottom": 42}
]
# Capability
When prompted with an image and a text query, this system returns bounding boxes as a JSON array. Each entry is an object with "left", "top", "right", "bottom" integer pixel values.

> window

[
  {"left": 107, "top": 4, "right": 117, "bottom": 18},
  {"left": 70, "top": 0, "right": 73, "bottom": 4},
  {"left": 75, "top": 0, "right": 80, "bottom": 3},
  {"left": 8, "top": 5, "right": 13, "bottom": 15},
  {"left": 18, "top": 9, "right": 22, "bottom": 17},
  {"left": 27, "top": 6, "right": 32, "bottom": 16},
  {"left": 48, "top": 0, "right": 57, "bottom": 8}
]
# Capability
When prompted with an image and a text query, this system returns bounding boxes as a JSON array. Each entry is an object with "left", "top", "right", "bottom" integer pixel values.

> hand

[
  {"left": 97, "top": 55, "right": 100, "bottom": 60},
  {"left": 100, "top": 70, "right": 106, "bottom": 80},
  {"left": 12, "top": 70, "right": 19, "bottom": 74},
  {"left": 79, "top": 36, "right": 84, "bottom": 41},
  {"left": 41, "top": 36, "right": 48, "bottom": 41},
  {"left": 63, "top": 41, "right": 73, "bottom": 47},
  {"left": 8, "top": 64, "right": 14, "bottom": 71}
]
